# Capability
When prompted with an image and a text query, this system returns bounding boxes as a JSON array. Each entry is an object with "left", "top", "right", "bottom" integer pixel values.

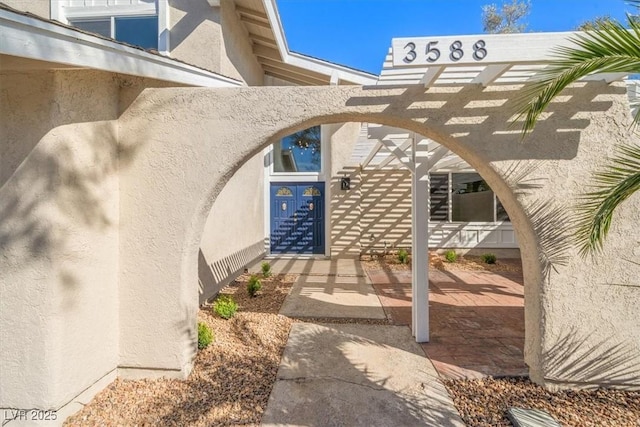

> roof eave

[
  {"left": 262, "top": 0, "right": 377, "bottom": 85},
  {"left": 0, "top": 7, "right": 243, "bottom": 88}
]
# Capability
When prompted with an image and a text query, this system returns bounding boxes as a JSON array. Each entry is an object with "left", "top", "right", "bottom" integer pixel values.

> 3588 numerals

[{"left": 403, "top": 39, "right": 487, "bottom": 64}]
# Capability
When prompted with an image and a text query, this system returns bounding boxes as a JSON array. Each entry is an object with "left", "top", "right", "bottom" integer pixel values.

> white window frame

[
  {"left": 269, "top": 125, "right": 328, "bottom": 183},
  {"left": 429, "top": 171, "right": 511, "bottom": 224},
  {"left": 50, "top": 0, "right": 169, "bottom": 55}
]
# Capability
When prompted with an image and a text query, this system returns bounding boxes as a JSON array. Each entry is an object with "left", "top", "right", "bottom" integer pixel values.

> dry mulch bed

[
  {"left": 361, "top": 251, "right": 523, "bottom": 274},
  {"left": 65, "top": 274, "right": 295, "bottom": 427},
  {"left": 444, "top": 377, "right": 640, "bottom": 427},
  {"left": 65, "top": 264, "right": 640, "bottom": 427}
]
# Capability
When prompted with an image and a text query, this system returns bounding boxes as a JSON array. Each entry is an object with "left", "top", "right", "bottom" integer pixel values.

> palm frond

[
  {"left": 574, "top": 143, "right": 640, "bottom": 256},
  {"left": 517, "top": 18, "right": 640, "bottom": 135}
]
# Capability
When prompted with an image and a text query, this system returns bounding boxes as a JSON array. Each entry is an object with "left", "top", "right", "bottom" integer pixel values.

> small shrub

[
  {"left": 213, "top": 295, "right": 238, "bottom": 319},
  {"left": 261, "top": 261, "right": 272, "bottom": 278},
  {"left": 397, "top": 248, "right": 409, "bottom": 264},
  {"left": 197, "top": 322, "right": 214, "bottom": 349},
  {"left": 444, "top": 250, "right": 458, "bottom": 263},
  {"left": 247, "top": 274, "right": 262, "bottom": 297},
  {"left": 482, "top": 253, "right": 497, "bottom": 264}
]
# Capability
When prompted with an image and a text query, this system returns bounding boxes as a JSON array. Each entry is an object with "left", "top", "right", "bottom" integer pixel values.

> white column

[
  {"left": 411, "top": 137, "right": 430, "bottom": 342},
  {"left": 158, "top": 0, "right": 170, "bottom": 55}
]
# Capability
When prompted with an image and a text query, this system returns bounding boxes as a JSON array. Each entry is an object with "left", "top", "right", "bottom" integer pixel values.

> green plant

[
  {"left": 247, "top": 274, "right": 262, "bottom": 297},
  {"left": 397, "top": 248, "right": 409, "bottom": 264},
  {"left": 213, "top": 295, "right": 238, "bottom": 319},
  {"left": 444, "top": 250, "right": 458, "bottom": 263},
  {"left": 482, "top": 253, "right": 497, "bottom": 264},
  {"left": 197, "top": 322, "right": 214, "bottom": 349},
  {"left": 517, "top": 3, "right": 640, "bottom": 255},
  {"left": 261, "top": 261, "right": 272, "bottom": 278}
]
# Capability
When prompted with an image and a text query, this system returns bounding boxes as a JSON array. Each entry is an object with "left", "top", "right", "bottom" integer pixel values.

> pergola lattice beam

[
  {"left": 378, "top": 139, "right": 414, "bottom": 171},
  {"left": 379, "top": 31, "right": 630, "bottom": 87}
]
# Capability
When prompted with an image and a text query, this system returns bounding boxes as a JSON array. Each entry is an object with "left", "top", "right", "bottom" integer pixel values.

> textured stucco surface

[
  {"left": 117, "top": 83, "right": 639, "bottom": 388},
  {"left": 0, "top": 70, "right": 120, "bottom": 409},
  {"left": 169, "top": 0, "right": 223, "bottom": 76},
  {"left": 2, "top": 72, "right": 639, "bottom": 424},
  {"left": 1, "top": 0, "right": 49, "bottom": 18},
  {"left": 199, "top": 150, "right": 265, "bottom": 303},
  {"left": 328, "top": 122, "right": 362, "bottom": 258},
  {"left": 219, "top": 0, "right": 264, "bottom": 85},
  {"left": 168, "top": 0, "right": 262, "bottom": 85}
]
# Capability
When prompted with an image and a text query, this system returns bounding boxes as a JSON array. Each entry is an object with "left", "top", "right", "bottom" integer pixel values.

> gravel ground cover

[
  {"left": 444, "top": 375, "right": 640, "bottom": 426},
  {"left": 361, "top": 252, "right": 522, "bottom": 274},
  {"left": 65, "top": 262, "right": 638, "bottom": 427},
  {"left": 65, "top": 273, "right": 295, "bottom": 427}
]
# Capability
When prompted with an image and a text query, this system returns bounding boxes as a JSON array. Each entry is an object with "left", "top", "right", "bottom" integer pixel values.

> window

[
  {"left": 71, "top": 16, "right": 159, "bottom": 50},
  {"left": 428, "top": 172, "right": 510, "bottom": 223},
  {"left": 429, "top": 173, "right": 449, "bottom": 221},
  {"left": 273, "top": 126, "right": 322, "bottom": 173},
  {"left": 452, "top": 173, "right": 494, "bottom": 222}
]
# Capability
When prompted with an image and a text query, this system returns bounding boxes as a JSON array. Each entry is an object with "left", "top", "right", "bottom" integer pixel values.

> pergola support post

[{"left": 411, "top": 137, "right": 430, "bottom": 342}]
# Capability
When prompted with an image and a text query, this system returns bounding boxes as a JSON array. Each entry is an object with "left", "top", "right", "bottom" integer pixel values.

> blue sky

[{"left": 278, "top": 0, "right": 631, "bottom": 74}]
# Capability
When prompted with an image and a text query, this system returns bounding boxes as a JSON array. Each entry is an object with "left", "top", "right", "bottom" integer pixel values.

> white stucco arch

[{"left": 117, "top": 83, "right": 639, "bottom": 389}]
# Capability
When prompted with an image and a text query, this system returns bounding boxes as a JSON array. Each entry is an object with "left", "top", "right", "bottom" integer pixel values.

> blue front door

[{"left": 270, "top": 183, "right": 325, "bottom": 254}]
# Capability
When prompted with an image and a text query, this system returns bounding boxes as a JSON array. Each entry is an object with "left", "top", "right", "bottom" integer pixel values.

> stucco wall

[
  {"left": 168, "top": 0, "right": 263, "bottom": 85},
  {"left": 1, "top": 0, "right": 49, "bottom": 17},
  {"left": 169, "top": 0, "right": 223, "bottom": 76},
  {"left": 219, "top": 0, "right": 264, "bottom": 86},
  {"left": 329, "top": 123, "right": 362, "bottom": 258},
  {"left": 0, "top": 70, "right": 120, "bottom": 411},
  {"left": 359, "top": 169, "right": 413, "bottom": 253},
  {"left": 198, "top": 150, "right": 265, "bottom": 304},
  {"left": 116, "top": 83, "right": 639, "bottom": 390}
]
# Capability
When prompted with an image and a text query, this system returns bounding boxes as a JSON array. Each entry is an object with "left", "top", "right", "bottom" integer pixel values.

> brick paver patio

[{"left": 366, "top": 266, "right": 527, "bottom": 379}]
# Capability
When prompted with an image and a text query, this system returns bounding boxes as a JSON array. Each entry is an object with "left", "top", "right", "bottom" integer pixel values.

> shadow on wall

[
  {"left": 168, "top": 0, "right": 219, "bottom": 52},
  {"left": 0, "top": 123, "right": 130, "bottom": 267},
  {"left": 330, "top": 166, "right": 362, "bottom": 258},
  {"left": 358, "top": 169, "right": 412, "bottom": 254},
  {"left": 198, "top": 240, "right": 265, "bottom": 305},
  {"left": 543, "top": 327, "right": 640, "bottom": 389}
]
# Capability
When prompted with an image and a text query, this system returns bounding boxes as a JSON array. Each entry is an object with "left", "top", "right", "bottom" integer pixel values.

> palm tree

[{"left": 518, "top": 1, "right": 640, "bottom": 256}]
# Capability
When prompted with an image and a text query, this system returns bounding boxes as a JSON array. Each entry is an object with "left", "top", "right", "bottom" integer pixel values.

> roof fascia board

[
  {"left": 0, "top": 8, "right": 242, "bottom": 88},
  {"left": 262, "top": 0, "right": 377, "bottom": 85}
]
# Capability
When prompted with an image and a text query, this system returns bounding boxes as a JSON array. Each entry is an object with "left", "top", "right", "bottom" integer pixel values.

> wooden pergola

[{"left": 373, "top": 31, "right": 629, "bottom": 342}]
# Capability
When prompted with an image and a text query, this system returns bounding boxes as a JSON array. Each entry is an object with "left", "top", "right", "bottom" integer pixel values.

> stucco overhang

[{"left": 0, "top": 4, "right": 243, "bottom": 87}]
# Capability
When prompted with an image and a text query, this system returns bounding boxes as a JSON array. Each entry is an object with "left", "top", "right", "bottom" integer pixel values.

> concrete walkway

[
  {"left": 259, "top": 258, "right": 464, "bottom": 426},
  {"left": 262, "top": 323, "right": 464, "bottom": 427},
  {"left": 280, "top": 273, "right": 387, "bottom": 320}
]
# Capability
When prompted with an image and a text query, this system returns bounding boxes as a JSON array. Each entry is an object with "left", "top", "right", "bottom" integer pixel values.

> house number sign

[{"left": 392, "top": 36, "right": 489, "bottom": 67}]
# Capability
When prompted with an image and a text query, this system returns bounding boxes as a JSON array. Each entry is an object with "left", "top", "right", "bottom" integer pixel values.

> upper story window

[
  {"left": 53, "top": 0, "right": 163, "bottom": 51},
  {"left": 273, "top": 126, "right": 322, "bottom": 173},
  {"left": 70, "top": 15, "right": 159, "bottom": 50}
]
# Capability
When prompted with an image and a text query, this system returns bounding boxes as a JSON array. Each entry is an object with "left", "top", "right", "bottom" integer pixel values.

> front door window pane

[{"left": 273, "top": 126, "right": 322, "bottom": 173}]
